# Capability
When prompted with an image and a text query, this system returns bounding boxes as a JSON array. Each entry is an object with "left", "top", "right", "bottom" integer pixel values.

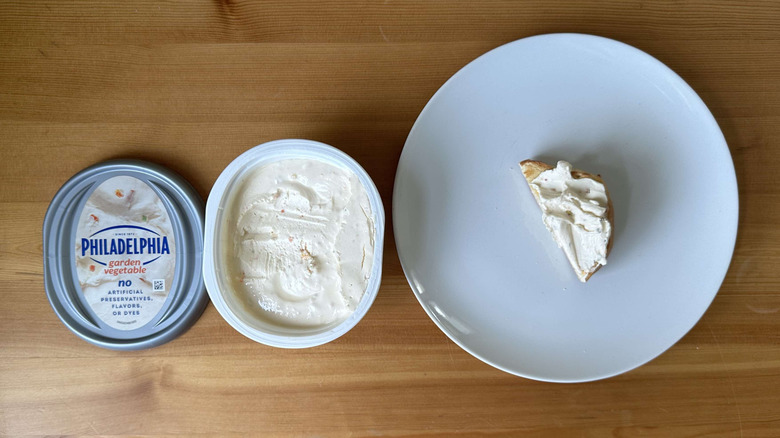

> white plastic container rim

[{"left": 203, "top": 139, "right": 385, "bottom": 348}]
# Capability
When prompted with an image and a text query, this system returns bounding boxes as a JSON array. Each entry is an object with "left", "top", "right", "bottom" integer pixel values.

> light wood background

[{"left": 2, "top": 1, "right": 779, "bottom": 436}]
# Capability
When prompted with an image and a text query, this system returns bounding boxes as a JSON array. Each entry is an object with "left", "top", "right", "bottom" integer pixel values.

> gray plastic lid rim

[{"left": 43, "top": 159, "right": 209, "bottom": 350}]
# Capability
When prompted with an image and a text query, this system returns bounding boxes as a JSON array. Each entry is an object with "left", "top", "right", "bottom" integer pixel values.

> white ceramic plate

[{"left": 393, "top": 34, "right": 738, "bottom": 382}]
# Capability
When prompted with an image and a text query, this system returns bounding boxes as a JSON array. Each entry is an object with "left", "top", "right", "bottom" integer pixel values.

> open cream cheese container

[{"left": 203, "top": 139, "right": 385, "bottom": 348}]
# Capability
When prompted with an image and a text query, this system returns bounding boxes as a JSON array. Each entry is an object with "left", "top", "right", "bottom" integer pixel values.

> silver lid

[{"left": 43, "top": 160, "right": 208, "bottom": 350}]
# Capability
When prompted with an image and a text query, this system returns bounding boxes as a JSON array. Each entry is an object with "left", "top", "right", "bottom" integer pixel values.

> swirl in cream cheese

[
  {"left": 529, "top": 161, "right": 611, "bottom": 282},
  {"left": 223, "top": 159, "right": 375, "bottom": 327}
]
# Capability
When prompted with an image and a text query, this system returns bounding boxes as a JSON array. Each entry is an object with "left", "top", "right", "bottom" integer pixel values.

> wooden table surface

[{"left": 2, "top": 1, "right": 779, "bottom": 436}]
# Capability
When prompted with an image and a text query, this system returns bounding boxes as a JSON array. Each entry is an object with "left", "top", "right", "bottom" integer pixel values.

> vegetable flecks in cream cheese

[
  {"left": 529, "top": 161, "right": 611, "bottom": 282},
  {"left": 224, "top": 159, "right": 375, "bottom": 327}
]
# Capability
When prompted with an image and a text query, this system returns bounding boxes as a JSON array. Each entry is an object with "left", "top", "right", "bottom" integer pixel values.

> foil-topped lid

[{"left": 43, "top": 159, "right": 208, "bottom": 350}]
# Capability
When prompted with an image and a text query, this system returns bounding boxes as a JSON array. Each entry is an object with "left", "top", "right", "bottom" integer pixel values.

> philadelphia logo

[{"left": 81, "top": 225, "right": 170, "bottom": 266}]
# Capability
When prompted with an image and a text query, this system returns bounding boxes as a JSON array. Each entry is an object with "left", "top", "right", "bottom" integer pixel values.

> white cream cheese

[
  {"left": 529, "top": 161, "right": 611, "bottom": 282},
  {"left": 222, "top": 158, "right": 375, "bottom": 327}
]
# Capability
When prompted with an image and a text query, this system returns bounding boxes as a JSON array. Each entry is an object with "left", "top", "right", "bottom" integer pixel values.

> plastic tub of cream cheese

[
  {"left": 43, "top": 160, "right": 208, "bottom": 350},
  {"left": 203, "top": 139, "right": 384, "bottom": 348}
]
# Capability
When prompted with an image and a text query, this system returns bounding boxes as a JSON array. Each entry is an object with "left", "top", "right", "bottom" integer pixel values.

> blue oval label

[{"left": 75, "top": 176, "right": 176, "bottom": 330}]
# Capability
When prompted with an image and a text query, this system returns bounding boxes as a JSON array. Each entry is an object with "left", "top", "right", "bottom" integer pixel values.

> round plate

[{"left": 393, "top": 34, "right": 738, "bottom": 382}]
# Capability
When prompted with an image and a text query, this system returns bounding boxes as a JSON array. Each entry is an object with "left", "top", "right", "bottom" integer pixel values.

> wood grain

[{"left": 2, "top": 0, "right": 780, "bottom": 436}]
